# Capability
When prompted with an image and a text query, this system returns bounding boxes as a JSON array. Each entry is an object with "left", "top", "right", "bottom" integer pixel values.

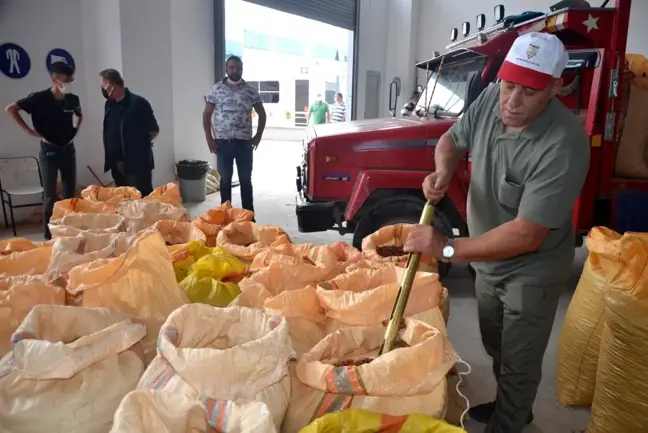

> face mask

[
  {"left": 58, "top": 82, "right": 73, "bottom": 94},
  {"left": 101, "top": 85, "right": 113, "bottom": 100}
]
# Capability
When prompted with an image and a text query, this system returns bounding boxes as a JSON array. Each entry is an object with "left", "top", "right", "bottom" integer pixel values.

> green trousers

[{"left": 475, "top": 272, "right": 565, "bottom": 433}]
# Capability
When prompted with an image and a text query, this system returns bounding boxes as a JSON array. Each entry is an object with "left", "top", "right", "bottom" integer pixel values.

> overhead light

[
  {"left": 450, "top": 28, "right": 458, "bottom": 42},
  {"left": 476, "top": 14, "right": 486, "bottom": 31}
]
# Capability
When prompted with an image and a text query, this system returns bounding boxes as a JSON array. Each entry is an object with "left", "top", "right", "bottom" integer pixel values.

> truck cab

[{"left": 295, "top": 0, "right": 634, "bottom": 278}]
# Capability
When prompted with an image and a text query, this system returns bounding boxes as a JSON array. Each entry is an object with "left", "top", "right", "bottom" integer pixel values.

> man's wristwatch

[{"left": 442, "top": 238, "right": 455, "bottom": 263}]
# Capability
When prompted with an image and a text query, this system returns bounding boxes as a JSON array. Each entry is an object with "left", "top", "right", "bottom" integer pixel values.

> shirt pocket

[{"left": 497, "top": 171, "right": 525, "bottom": 210}]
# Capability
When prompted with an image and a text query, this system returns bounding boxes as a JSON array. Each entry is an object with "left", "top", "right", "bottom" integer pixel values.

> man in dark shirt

[
  {"left": 4, "top": 61, "right": 81, "bottom": 240},
  {"left": 100, "top": 69, "right": 159, "bottom": 196}
]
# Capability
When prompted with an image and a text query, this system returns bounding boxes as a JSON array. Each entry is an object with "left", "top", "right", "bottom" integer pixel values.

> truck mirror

[
  {"left": 494, "top": 4, "right": 505, "bottom": 23},
  {"left": 462, "top": 21, "right": 471, "bottom": 37},
  {"left": 476, "top": 14, "right": 486, "bottom": 30},
  {"left": 450, "top": 28, "right": 458, "bottom": 42}
]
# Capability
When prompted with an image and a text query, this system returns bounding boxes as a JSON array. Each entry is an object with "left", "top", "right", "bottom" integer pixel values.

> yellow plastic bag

[
  {"left": 300, "top": 408, "right": 466, "bottom": 433},
  {"left": 557, "top": 227, "right": 644, "bottom": 405},
  {"left": 168, "top": 240, "right": 212, "bottom": 282},
  {"left": 65, "top": 230, "right": 189, "bottom": 363},
  {"left": 81, "top": 185, "right": 141, "bottom": 204},
  {"left": 283, "top": 319, "right": 454, "bottom": 433},
  {"left": 193, "top": 201, "right": 255, "bottom": 246},
  {"left": 179, "top": 249, "right": 247, "bottom": 307}
]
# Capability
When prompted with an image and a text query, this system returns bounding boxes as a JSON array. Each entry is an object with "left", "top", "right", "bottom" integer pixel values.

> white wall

[{"left": 0, "top": 0, "right": 215, "bottom": 206}]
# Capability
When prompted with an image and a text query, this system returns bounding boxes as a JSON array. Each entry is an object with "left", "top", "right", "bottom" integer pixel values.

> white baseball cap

[{"left": 497, "top": 32, "right": 569, "bottom": 90}]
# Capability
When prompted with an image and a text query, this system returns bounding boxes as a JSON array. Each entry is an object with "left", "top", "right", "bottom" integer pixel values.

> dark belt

[{"left": 40, "top": 140, "right": 75, "bottom": 154}]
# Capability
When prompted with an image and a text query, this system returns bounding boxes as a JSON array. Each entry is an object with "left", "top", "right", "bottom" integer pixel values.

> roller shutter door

[{"left": 243, "top": 0, "right": 357, "bottom": 31}]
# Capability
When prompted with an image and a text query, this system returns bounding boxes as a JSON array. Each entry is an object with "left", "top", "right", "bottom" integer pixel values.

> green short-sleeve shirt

[
  {"left": 310, "top": 102, "right": 329, "bottom": 125},
  {"left": 449, "top": 83, "right": 590, "bottom": 285}
]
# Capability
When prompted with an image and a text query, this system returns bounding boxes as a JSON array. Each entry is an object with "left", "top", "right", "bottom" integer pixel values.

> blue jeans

[{"left": 217, "top": 139, "right": 254, "bottom": 211}]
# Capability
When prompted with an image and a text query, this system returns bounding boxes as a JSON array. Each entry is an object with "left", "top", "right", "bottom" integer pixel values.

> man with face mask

[
  {"left": 100, "top": 69, "right": 159, "bottom": 197},
  {"left": 203, "top": 56, "right": 266, "bottom": 213},
  {"left": 403, "top": 33, "right": 590, "bottom": 433},
  {"left": 4, "top": 61, "right": 81, "bottom": 240},
  {"left": 308, "top": 94, "right": 330, "bottom": 125}
]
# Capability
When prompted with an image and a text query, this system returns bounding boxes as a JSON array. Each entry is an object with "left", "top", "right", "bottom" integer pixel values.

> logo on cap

[{"left": 526, "top": 44, "right": 540, "bottom": 60}]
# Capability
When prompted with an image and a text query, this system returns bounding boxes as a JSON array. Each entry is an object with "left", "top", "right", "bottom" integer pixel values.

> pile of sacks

[
  {"left": 0, "top": 183, "right": 463, "bottom": 433},
  {"left": 557, "top": 227, "right": 648, "bottom": 433}
]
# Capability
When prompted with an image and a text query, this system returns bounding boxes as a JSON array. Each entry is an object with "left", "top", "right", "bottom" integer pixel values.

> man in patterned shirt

[
  {"left": 331, "top": 92, "right": 346, "bottom": 123},
  {"left": 202, "top": 55, "right": 266, "bottom": 212}
]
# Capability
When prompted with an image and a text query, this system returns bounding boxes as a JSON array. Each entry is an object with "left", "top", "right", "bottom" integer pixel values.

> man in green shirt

[
  {"left": 308, "top": 94, "right": 330, "bottom": 125},
  {"left": 404, "top": 32, "right": 590, "bottom": 433}
]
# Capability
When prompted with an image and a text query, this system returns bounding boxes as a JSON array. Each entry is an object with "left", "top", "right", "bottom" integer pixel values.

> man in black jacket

[
  {"left": 5, "top": 61, "right": 81, "bottom": 239},
  {"left": 100, "top": 69, "right": 159, "bottom": 196}
]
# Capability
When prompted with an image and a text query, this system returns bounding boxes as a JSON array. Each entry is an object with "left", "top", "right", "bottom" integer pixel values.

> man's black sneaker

[{"left": 468, "top": 401, "right": 534, "bottom": 425}]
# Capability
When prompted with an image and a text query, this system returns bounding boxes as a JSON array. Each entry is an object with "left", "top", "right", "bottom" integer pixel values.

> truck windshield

[{"left": 415, "top": 56, "right": 487, "bottom": 117}]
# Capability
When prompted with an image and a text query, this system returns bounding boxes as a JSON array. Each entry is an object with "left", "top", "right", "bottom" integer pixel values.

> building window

[
  {"left": 244, "top": 30, "right": 271, "bottom": 51},
  {"left": 275, "top": 37, "right": 304, "bottom": 56},
  {"left": 248, "top": 81, "right": 280, "bottom": 103}
]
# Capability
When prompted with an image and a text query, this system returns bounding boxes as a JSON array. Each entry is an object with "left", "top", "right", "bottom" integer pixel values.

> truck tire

[{"left": 352, "top": 196, "right": 456, "bottom": 280}]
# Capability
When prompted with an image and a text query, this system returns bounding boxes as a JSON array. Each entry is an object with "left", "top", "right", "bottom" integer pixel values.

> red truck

[{"left": 295, "top": 0, "right": 636, "bottom": 278}]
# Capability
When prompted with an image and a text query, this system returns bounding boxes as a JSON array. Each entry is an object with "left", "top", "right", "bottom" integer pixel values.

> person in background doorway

[
  {"left": 308, "top": 94, "right": 330, "bottom": 125},
  {"left": 100, "top": 69, "right": 159, "bottom": 197},
  {"left": 202, "top": 55, "right": 266, "bottom": 213},
  {"left": 4, "top": 61, "right": 81, "bottom": 240},
  {"left": 331, "top": 92, "right": 346, "bottom": 123},
  {"left": 403, "top": 32, "right": 589, "bottom": 433}
]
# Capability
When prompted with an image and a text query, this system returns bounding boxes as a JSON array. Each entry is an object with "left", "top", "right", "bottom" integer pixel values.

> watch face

[{"left": 442, "top": 245, "right": 455, "bottom": 258}]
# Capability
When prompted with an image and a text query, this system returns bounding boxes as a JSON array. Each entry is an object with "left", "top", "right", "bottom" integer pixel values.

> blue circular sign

[
  {"left": 0, "top": 43, "right": 31, "bottom": 79},
  {"left": 46, "top": 48, "right": 75, "bottom": 73}
]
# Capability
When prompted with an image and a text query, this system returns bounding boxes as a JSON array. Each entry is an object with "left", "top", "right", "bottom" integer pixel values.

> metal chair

[{"left": 0, "top": 157, "right": 44, "bottom": 236}]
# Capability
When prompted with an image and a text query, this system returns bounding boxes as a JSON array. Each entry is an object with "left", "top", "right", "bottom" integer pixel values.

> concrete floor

[{"left": 1, "top": 140, "right": 590, "bottom": 432}]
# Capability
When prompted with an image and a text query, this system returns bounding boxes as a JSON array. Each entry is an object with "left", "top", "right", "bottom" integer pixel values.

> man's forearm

[
  {"left": 435, "top": 132, "right": 462, "bottom": 176},
  {"left": 5, "top": 105, "right": 32, "bottom": 134},
  {"left": 255, "top": 114, "right": 267, "bottom": 139},
  {"left": 452, "top": 219, "right": 545, "bottom": 263},
  {"left": 202, "top": 113, "right": 213, "bottom": 140}
]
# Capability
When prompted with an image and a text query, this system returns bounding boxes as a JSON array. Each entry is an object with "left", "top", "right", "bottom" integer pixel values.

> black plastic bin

[{"left": 176, "top": 160, "right": 210, "bottom": 202}]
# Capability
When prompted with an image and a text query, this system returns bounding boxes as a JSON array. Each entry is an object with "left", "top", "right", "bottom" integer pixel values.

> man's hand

[
  {"left": 251, "top": 135, "right": 261, "bottom": 150},
  {"left": 422, "top": 171, "right": 452, "bottom": 203},
  {"left": 27, "top": 128, "right": 41, "bottom": 138},
  {"left": 403, "top": 224, "right": 448, "bottom": 260},
  {"left": 207, "top": 137, "right": 218, "bottom": 154}
]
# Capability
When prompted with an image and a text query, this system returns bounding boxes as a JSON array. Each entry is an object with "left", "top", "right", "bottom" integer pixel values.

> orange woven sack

[
  {"left": 0, "top": 238, "right": 50, "bottom": 255},
  {"left": 51, "top": 198, "right": 116, "bottom": 223},
  {"left": 145, "top": 183, "right": 182, "bottom": 206},
  {"left": 192, "top": 201, "right": 254, "bottom": 246},
  {"left": 216, "top": 222, "right": 290, "bottom": 261},
  {"left": 361, "top": 224, "right": 439, "bottom": 273},
  {"left": 0, "top": 245, "right": 53, "bottom": 276},
  {"left": 152, "top": 220, "right": 206, "bottom": 245},
  {"left": 81, "top": 185, "right": 141, "bottom": 205},
  {"left": 0, "top": 274, "right": 65, "bottom": 357}
]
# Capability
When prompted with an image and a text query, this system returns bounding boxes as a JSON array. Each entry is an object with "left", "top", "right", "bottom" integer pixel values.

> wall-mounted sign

[
  {"left": 46, "top": 48, "right": 75, "bottom": 72},
  {"left": 0, "top": 42, "right": 31, "bottom": 79}
]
